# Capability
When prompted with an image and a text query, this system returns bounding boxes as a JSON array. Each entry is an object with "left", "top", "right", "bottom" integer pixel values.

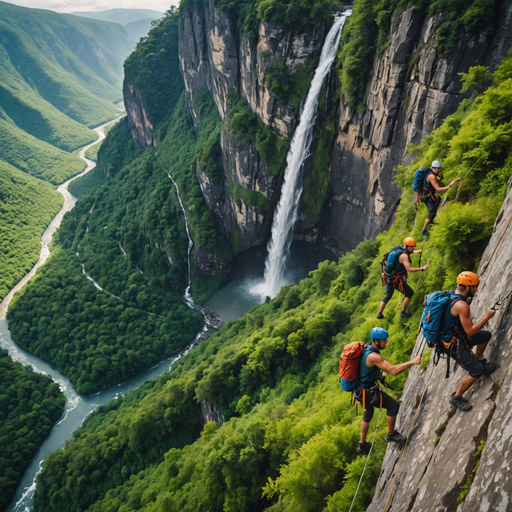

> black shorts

[
  {"left": 423, "top": 195, "right": 440, "bottom": 221},
  {"left": 354, "top": 387, "right": 400, "bottom": 422},
  {"left": 382, "top": 277, "right": 413, "bottom": 303},
  {"left": 448, "top": 328, "right": 492, "bottom": 378}
]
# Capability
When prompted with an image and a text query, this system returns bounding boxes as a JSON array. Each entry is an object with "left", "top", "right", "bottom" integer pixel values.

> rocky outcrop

[
  {"left": 367, "top": 179, "right": 512, "bottom": 512},
  {"left": 124, "top": 82, "right": 154, "bottom": 147},
  {"left": 201, "top": 398, "right": 224, "bottom": 427},
  {"left": 179, "top": 1, "right": 331, "bottom": 254},
  {"left": 197, "top": 129, "right": 280, "bottom": 253},
  {"left": 319, "top": 4, "right": 512, "bottom": 256}
]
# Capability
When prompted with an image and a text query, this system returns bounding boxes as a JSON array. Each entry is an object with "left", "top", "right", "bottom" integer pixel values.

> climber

[
  {"left": 419, "top": 160, "right": 461, "bottom": 237},
  {"left": 355, "top": 327, "right": 421, "bottom": 454},
  {"left": 443, "top": 272, "right": 497, "bottom": 412},
  {"left": 377, "top": 237, "right": 428, "bottom": 319}
]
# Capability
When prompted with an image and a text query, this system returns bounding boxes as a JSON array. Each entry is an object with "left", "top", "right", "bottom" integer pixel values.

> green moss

[
  {"left": 419, "top": 348, "right": 431, "bottom": 370},
  {"left": 301, "top": 122, "right": 334, "bottom": 220},
  {"left": 458, "top": 440, "right": 486, "bottom": 503},
  {"left": 232, "top": 183, "right": 270, "bottom": 211}
]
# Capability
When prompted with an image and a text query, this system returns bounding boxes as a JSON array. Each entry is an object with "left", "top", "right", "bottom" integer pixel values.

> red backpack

[{"left": 339, "top": 342, "right": 366, "bottom": 391}]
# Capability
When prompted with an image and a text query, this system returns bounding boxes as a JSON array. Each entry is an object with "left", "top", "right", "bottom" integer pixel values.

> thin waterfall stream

[{"left": 253, "top": 10, "right": 351, "bottom": 299}]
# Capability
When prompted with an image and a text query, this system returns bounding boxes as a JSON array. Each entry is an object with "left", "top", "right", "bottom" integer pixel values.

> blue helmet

[{"left": 370, "top": 327, "right": 389, "bottom": 340}]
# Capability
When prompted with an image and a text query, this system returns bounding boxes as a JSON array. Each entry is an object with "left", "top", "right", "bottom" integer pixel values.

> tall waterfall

[{"left": 254, "top": 10, "right": 351, "bottom": 299}]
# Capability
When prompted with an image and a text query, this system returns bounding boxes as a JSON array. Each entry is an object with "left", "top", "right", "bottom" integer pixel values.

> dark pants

[
  {"left": 382, "top": 277, "right": 414, "bottom": 304},
  {"left": 448, "top": 324, "right": 492, "bottom": 378},
  {"left": 424, "top": 195, "right": 440, "bottom": 222},
  {"left": 354, "top": 387, "right": 400, "bottom": 422}
]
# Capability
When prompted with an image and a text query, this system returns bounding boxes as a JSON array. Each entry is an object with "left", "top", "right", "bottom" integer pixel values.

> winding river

[{"left": 0, "top": 117, "right": 206, "bottom": 512}]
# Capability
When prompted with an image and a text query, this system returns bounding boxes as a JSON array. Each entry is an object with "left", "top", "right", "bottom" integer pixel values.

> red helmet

[
  {"left": 403, "top": 237, "right": 416, "bottom": 247},
  {"left": 457, "top": 271, "right": 480, "bottom": 286}
]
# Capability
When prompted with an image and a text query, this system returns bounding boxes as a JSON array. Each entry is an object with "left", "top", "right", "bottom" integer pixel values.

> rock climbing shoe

[
  {"left": 400, "top": 310, "right": 412, "bottom": 318},
  {"left": 385, "top": 430, "right": 407, "bottom": 444},
  {"left": 377, "top": 312, "right": 384, "bottom": 319},
  {"left": 357, "top": 442, "right": 372, "bottom": 455},
  {"left": 421, "top": 229, "right": 429, "bottom": 238},
  {"left": 481, "top": 361, "right": 497, "bottom": 376},
  {"left": 449, "top": 393, "right": 472, "bottom": 412}
]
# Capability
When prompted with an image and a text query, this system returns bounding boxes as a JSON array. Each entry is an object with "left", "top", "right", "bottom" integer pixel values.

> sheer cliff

[
  {"left": 367, "top": 180, "right": 512, "bottom": 512},
  {"left": 124, "top": 0, "right": 512, "bottom": 264}
]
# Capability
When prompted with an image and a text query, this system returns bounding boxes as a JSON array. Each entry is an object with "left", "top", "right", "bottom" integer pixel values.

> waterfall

[
  {"left": 254, "top": 10, "right": 351, "bottom": 299},
  {"left": 167, "top": 173, "right": 221, "bottom": 329}
]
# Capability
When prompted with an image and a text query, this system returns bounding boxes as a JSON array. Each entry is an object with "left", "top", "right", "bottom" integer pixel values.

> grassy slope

[
  {"left": 0, "top": 117, "right": 87, "bottom": 184},
  {"left": 0, "top": 1, "right": 132, "bottom": 134},
  {"left": 31, "top": 57, "right": 512, "bottom": 512},
  {"left": 0, "top": 159, "right": 63, "bottom": 301}
]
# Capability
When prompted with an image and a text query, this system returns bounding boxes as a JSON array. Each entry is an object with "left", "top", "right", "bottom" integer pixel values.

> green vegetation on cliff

[
  {"left": 336, "top": 0, "right": 499, "bottom": 110},
  {"left": 0, "top": 348, "right": 65, "bottom": 510},
  {"left": 31, "top": 55, "right": 512, "bottom": 512},
  {"left": 0, "top": 159, "right": 63, "bottom": 302}
]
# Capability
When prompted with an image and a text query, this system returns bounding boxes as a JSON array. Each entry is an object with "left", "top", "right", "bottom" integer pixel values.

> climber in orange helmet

[
  {"left": 377, "top": 237, "right": 428, "bottom": 319},
  {"left": 441, "top": 271, "right": 496, "bottom": 412}
]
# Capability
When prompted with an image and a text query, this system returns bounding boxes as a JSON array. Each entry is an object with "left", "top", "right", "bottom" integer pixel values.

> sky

[{"left": 7, "top": 0, "right": 177, "bottom": 13}]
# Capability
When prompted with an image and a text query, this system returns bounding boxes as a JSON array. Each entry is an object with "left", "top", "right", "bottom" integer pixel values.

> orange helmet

[
  {"left": 457, "top": 271, "right": 480, "bottom": 286},
  {"left": 403, "top": 237, "right": 416, "bottom": 247}
]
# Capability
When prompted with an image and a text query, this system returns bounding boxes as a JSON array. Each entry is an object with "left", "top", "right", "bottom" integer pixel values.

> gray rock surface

[
  {"left": 124, "top": 82, "right": 154, "bottom": 147},
  {"left": 367, "top": 179, "right": 512, "bottom": 512},
  {"left": 320, "top": 5, "right": 512, "bottom": 256}
]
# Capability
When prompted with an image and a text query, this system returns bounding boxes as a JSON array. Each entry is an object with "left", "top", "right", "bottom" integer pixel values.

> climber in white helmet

[{"left": 420, "top": 160, "right": 461, "bottom": 237}]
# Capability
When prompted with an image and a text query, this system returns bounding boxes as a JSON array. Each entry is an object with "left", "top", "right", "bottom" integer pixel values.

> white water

[
  {"left": 166, "top": 172, "right": 221, "bottom": 330},
  {"left": 253, "top": 10, "right": 351, "bottom": 299},
  {"left": 0, "top": 115, "right": 213, "bottom": 512}
]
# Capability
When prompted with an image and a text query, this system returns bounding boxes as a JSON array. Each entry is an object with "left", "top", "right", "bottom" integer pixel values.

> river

[{"left": 0, "top": 116, "right": 200, "bottom": 512}]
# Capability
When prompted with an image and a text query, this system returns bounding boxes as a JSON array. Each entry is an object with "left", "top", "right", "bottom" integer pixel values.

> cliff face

[
  {"left": 125, "top": 0, "right": 512, "bottom": 262},
  {"left": 319, "top": 3, "right": 512, "bottom": 255},
  {"left": 367, "top": 180, "right": 512, "bottom": 512},
  {"left": 124, "top": 82, "right": 155, "bottom": 147},
  {"left": 179, "top": 0, "right": 329, "bottom": 254}
]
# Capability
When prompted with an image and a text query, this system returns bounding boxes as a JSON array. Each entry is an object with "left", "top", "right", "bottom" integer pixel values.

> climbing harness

[{"left": 348, "top": 408, "right": 383, "bottom": 512}]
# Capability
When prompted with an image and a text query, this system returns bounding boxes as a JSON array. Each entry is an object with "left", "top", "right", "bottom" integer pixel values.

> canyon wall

[
  {"left": 367, "top": 178, "right": 512, "bottom": 512},
  {"left": 319, "top": 1, "right": 512, "bottom": 255},
  {"left": 124, "top": 0, "right": 512, "bottom": 260}
]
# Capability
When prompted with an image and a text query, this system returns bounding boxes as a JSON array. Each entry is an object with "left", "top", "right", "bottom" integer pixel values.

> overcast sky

[{"left": 7, "top": 0, "right": 177, "bottom": 13}]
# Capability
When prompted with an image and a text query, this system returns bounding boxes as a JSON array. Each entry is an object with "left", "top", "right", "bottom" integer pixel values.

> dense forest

[
  {"left": 0, "top": 348, "right": 65, "bottom": 511},
  {"left": 0, "top": 160, "right": 63, "bottom": 302},
  {"left": 30, "top": 44, "right": 512, "bottom": 510},
  {"left": 2, "top": 0, "right": 510, "bottom": 510}
]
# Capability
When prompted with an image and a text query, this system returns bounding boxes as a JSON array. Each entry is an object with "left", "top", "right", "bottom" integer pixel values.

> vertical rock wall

[
  {"left": 367, "top": 179, "right": 512, "bottom": 512},
  {"left": 320, "top": 3, "right": 512, "bottom": 256},
  {"left": 179, "top": 0, "right": 329, "bottom": 255}
]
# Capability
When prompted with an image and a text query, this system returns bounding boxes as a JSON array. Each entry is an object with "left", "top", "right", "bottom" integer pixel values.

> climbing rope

[
  {"left": 453, "top": 154, "right": 485, "bottom": 202},
  {"left": 413, "top": 245, "right": 435, "bottom": 294},
  {"left": 348, "top": 408, "right": 383, "bottom": 512},
  {"left": 381, "top": 366, "right": 434, "bottom": 512}
]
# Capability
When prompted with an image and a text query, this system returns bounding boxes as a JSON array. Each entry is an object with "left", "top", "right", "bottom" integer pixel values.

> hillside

[
  {"left": 29, "top": 51, "right": 512, "bottom": 510},
  {"left": 3, "top": 0, "right": 512, "bottom": 510},
  {"left": 69, "top": 8, "right": 163, "bottom": 27}
]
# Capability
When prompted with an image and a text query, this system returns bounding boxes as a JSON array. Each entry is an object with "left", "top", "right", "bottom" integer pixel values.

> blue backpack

[
  {"left": 421, "top": 290, "right": 463, "bottom": 347},
  {"left": 413, "top": 167, "right": 432, "bottom": 193},
  {"left": 381, "top": 245, "right": 404, "bottom": 276}
]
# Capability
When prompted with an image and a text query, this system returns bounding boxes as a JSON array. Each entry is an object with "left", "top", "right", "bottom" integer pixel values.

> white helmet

[{"left": 431, "top": 160, "right": 442, "bottom": 169}]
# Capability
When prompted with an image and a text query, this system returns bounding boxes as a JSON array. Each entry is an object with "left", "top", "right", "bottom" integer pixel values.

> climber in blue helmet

[
  {"left": 420, "top": 160, "right": 461, "bottom": 237},
  {"left": 354, "top": 327, "right": 421, "bottom": 454}
]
